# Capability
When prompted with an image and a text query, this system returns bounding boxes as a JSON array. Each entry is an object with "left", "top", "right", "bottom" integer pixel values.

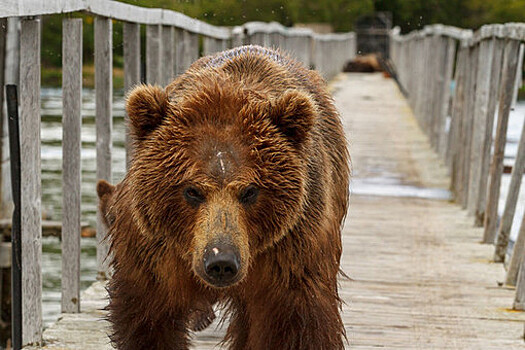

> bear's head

[{"left": 123, "top": 79, "right": 316, "bottom": 289}]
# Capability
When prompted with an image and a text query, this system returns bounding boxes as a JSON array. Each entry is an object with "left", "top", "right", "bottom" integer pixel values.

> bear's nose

[{"left": 203, "top": 244, "right": 240, "bottom": 286}]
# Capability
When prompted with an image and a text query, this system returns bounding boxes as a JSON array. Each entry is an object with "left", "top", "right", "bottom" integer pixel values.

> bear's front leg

[
  {"left": 107, "top": 275, "right": 191, "bottom": 350},
  {"left": 242, "top": 281, "right": 345, "bottom": 350}
]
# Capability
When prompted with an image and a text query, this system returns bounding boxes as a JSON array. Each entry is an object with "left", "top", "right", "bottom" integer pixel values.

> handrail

[
  {"left": 0, "top": 0, "right": 231, "bottom": 39},
  {"left": 390, "top": 23, "right": 525, "bottom": 313}
]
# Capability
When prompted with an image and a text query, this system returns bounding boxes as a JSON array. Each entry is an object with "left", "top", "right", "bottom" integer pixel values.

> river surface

[{"left": 39, "top": 87, "right": 525, "bottom": 327}]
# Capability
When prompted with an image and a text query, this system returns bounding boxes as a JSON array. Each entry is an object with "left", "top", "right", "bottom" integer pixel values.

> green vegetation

[{"left": 40, "top": 0, "right": 525, "bottom": 86}]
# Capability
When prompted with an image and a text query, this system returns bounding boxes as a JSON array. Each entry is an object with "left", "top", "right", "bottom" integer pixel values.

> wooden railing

[
  {"left": 0, "top": 0, "right": 356, "bottom": 346},
  {"left": 391, "top": 23, "right": 525, "bottom": 309}
]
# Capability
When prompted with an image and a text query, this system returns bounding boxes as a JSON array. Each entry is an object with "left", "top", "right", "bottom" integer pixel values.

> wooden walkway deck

[{"left": 28, "top": 73, "right": 525, "bottom": 349}]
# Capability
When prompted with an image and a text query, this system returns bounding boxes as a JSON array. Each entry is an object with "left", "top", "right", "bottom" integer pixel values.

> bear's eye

[
  {"left": 184, "top": 187, "right": 206, "bottom": 207},
  {"left": 239, "top": 185, "right": 259, "bottom": 205}
]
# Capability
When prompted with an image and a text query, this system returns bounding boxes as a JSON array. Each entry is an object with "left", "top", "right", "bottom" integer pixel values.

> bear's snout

[{"left": 202, "top": 243, "right": 241, "bottom": 287}]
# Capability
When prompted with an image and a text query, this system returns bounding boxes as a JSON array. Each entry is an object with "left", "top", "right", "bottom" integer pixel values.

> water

[{"left": 40, "top": 88, "right": 127, "bottom": 326}]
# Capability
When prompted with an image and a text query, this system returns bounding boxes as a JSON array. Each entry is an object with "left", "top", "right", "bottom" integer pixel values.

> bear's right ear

[{"left": 126, "top": 85, "right": 168, "bottom": 141}]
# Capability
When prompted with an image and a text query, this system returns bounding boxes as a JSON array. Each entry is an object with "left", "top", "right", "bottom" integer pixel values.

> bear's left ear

[
  {"left": 126, "top": 84, "right": 169, "bottom": 142},
  {"left": 268, "top": 90, "right": 316, "bottom": 146}
]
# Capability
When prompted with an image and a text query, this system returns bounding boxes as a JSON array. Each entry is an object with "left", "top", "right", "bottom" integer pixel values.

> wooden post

[
  {"left": 483, "top": 39, "right": 521, "bottom": 244},
  {"left": 508, "top": 209, "right": 525, "bottom": 287},
  {"left": 146, "top": 24, "right": 161, "bottom": 85},
  {"left": 513, "top": 236, "right": 525, "bottom": 309},
  {"left": 448, "top": 45, "right": 467, "bottom": 195},
  {"left": 494, "top": 120, "right": 525, "bottom": 263},
  {"left": 174, "top": 28, "right": 184, "bottom": 76},
  {"left": 95, "top": 16, "right": 112, "bottom": 280},
  {"left": 512, "top": 44, "right": 524, "bottom": 110},
  {"left": 203, "top": 36, "right": 216, "bottom": 56},
  {"left": 475, "top": 38, "right": 504, "bottom": 227},
  {"left": 123, "top": 22, "right": 140, "bottom": 169},
  {"left": 61, "top": 18, "right": 82, "bottom": 314},
  {"left": 460, "top": 44, "right": 478, "bottom": 209},
  {"left": 161, "top": 25, "right": 174, "bottom": 86},
  {"left": 467, "top": 39, "right": 494, "bottom": 215},
  {"left": 437, "top": 38, "right": 456, "bottom": 158},
  {"left": 20, "top": 18, "right": 42, "bottom": 346},
  {"left": 188, "top": 31, "right": 199, "bottom": 67}
]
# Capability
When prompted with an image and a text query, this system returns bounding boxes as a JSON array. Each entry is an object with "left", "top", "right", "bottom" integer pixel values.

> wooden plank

[
  {"left": 494, "top": 120, "right": 525, "bottom": 263},
  {"left": 0, "top": 0, "right": 231, "bottom": 39},
  {"left": 514, "top": 229, "right": 525, "bottom": 309},
  {"left": 467, "top": 39, "right": 494, "bottom": 216},
  {"left": 188, "top": 31, "right": 199, "bottom": 67},
  {"left": 483, "top": 39, "right": 521, "bottom": 245},
  {"left": 95, "top": 16, "right": 112, "bottom": 280},
  {"left": 437, "top": 37, "right": 456, "bottom": 159},
  {"left": 174, "top": 28, "right": 185, "bottom": 76},
  {"left": 20, "top": 17, "right": 42, "bottom": 346},
  {"left": 202, "top": 36, "right": 216, "bottom": 56},
  {"left": 510, "top": 209, "right": 525, "bottom": 288},
  {"left": 461, "top": 44, "right": 479, "bottom": 209},
  {"left": 146, "top": 24, "right": 161, "bottom": 85},
  {"left": 449, "top": 46, "right": 467, "bottom": 195},
  {"left": 476, "top": 38, "right": 504, "bottom": 228},
  {"left": 123, "top": 22, "right": 140, "bottom": 170},
  {"left": 61, "top": 17, "right": 82, "bottom": 314},
  {"left": 511, "top": 43, "right": 524, "bottom": 109},
  {"left": 161, "top": 25, "right": 174, "bottom": 86}
]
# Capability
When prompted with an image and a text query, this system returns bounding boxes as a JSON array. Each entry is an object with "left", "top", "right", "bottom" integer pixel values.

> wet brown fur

[{"left": 99, "top": 45, "right": 350, "bottom": 350}]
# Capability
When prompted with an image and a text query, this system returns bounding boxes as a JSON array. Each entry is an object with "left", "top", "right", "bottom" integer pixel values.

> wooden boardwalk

[{"left": 28, "top": 73, "right": 525, "bottom": 349}]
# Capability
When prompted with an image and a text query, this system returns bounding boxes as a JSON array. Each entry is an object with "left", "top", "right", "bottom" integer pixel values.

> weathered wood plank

[
  {"left": 475, "top": 38, "right": 504, "bottom": 228},
  {"left": 0, "top": 0, "right": 231, "bottom": 39},
  {"left": 174, "top": 28, "right": 185, "bottom": 76},
  {"left": 146, "top": 24, "right": 161, "bottom": 85},
  {"left": 20, "top": 18, "right": 42, "bottom": 346},
  {"left": 161, "top": 25, "right": 175, "bottom": 86},
  {"left": 460, "top": 44, "right": 478, "bottom": 209},
  {"left": 494, "top": 119, "right": 525, "bottom": 263},
  {"left": 95, "top": 16, "right": 112, "bottom": 279},
  {"left": 483, "top": 39, "right": 521, "bottom": 245},
  {"left": 513, "top": 229, "right": 525, "bottom": 309},
  {"left": 510, "top": 208, "right": 525, "bottom": 290},
  {"left": 123, "top": 21, "right": 140, "bottom": 169},
  {"left": 437, "top": 37, "right": 456, "bottom": 158},
  {"left": 61, "top": 17, "right": 82, "bottom": 314},
  {"left": 467, "top": 39, "right": 494, "bottom": 216}
]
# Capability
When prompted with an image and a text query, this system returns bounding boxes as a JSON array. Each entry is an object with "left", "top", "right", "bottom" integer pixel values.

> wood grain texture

[
  {"left": 95, "top": 16, "right": 112, "bottom": 279},
  {"left": 511, "top": 212, "right": 525, "bottom": 292},
  {"left": 475, "top": 38, "right": 504, "bottom": 228},
  {"left": 484, "top": 39, "right": 521, "bottom": 246},
  {"left": 61, "top": 18, "right": 82, "bottom": 314},
  {"left": 0, "top": 0, "right": 231, "bottom": 39},
  {"left": 20, "top": 18, "right": 42, "bottom": 346},
  {"left": 27, "top": 74, "right": 525, "bottom": 350},
  {"left": 467, "top": 39, "right": 494, "bottom": 216},
  {"left": 495, "top": 120, "right": 525, "bottom": 264},
  {"left": 161, "top": 25, "right": 174, "bottom": 86},
  {"left": 123, "top": 22, "right": 140, "bottom": 170},
  {"left": 146, "top": 24, "right": 161, "bottom": 85}
]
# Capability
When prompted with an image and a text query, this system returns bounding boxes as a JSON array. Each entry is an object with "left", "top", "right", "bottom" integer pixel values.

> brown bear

[{"left": 98, "top": 45, "right": 350, "bottom": 350}]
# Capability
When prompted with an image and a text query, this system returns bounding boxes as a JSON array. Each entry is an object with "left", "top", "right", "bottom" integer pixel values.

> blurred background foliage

[{"left": 39, "top": 0, "right": 525, "bottom": 84}]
